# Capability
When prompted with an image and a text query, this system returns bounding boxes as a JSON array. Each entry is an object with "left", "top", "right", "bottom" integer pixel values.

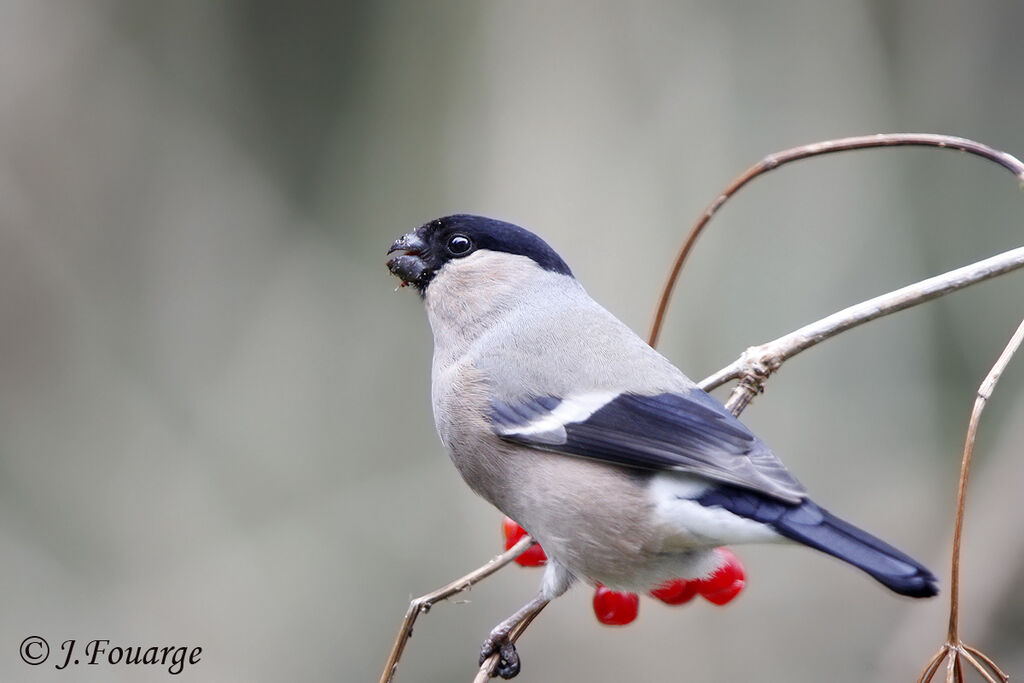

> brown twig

[
  {"left": 647, "top": 133, "right": 1024, "bottom": 349},
  {"left": 917, "top": 317, "right": 1023, "bottom": 683},
  {"left": 379, "top": 535, "right": 536, "bottom": 683}
]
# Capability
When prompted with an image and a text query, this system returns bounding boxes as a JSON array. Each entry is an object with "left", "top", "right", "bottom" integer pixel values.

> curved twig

[{"left": 647, "top": 133, "right": 1024, "bottom": 349}]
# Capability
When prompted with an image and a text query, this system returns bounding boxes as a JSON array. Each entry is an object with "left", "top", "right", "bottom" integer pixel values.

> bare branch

[
  {"left": 947, "top": 317, "right": 1024, "bottom": 643},
  {"left": 379, "top": 536, "right": 536, "bottom": 683},
  {"left": 918, "top": 648, "right": 947, "bottom": 683},
  {"left": 648, "top": 133, "right": 1024, "bottom": 348},
  {"left": 915, "top": 315, "right": 1023, "bottom": 683},
  {"left": 960, "top": 648, "right": 1003, "bottom": 683},
  {"left": 699, "top": 246, "right": 1024, "bottom": 408},
  {"left": 964, "top": 645, "right": 1010, "bottom": 682}
]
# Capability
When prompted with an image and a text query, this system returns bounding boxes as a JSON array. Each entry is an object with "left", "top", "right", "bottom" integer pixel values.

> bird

[{"left": 386, "top": 214, "right": 938, "bottom": 679}]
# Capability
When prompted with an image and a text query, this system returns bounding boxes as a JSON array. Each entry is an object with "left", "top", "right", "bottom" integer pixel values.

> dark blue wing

[{"left": 492, "top": 391, "right": 806, "bottom": 503}]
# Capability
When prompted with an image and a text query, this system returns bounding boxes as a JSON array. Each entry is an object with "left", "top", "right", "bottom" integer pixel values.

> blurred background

[{"left": 2, "top": 1, "right": 1022, "bottom": 681}]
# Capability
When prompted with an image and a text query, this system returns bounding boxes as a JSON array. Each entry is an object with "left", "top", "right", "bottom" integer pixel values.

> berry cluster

[{"left": 502, "top": 517, "right": 745, "bottom": 626}]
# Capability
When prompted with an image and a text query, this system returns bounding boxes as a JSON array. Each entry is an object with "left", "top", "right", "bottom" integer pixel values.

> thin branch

[
  {"left": 960, "top": 648, "right": 1002, "bottom": 683},
  {"left": 946, "top": 655, "right": 962, "bottom": 683},
  {"left": 698, "top": 246, "right": 1024, "bottom": 409},
  {"left": 964, "top": 645, "right": 1010, "bottom": 682},
  {"left": 948, "top": 316, "right": 1024, "bottom": 643},
  {"left": 918, "top": 648, "right": 947, "bottom": 683},
  {"left": 379, "top": 536, "right": 536, "bottom": 683},
  {"left": 915, "top": 315, "right": 1023, "bottom": 683},
  {"left": 648, "top": 133, "right": 1024, "bottom": 348}
]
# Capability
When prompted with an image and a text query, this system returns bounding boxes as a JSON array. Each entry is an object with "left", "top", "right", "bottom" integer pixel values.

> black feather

[{"left": 697, "top": 485, "right": 939, "bottom": 597}]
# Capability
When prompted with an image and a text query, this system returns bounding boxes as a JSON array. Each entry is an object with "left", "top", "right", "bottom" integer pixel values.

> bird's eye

[{"left": 446, "top": 234, "right": 473, "bottom": 256}]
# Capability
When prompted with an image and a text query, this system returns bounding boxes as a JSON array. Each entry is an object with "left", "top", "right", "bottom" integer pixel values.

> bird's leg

[
  {"left": 478, "top": 593, "right": 549, "bottom": 679},
  {"left": 479, "top": 560, "right": 575, "bottom": 679}
]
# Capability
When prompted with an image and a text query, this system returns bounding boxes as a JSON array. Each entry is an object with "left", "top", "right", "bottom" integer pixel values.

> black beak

[
  {"left": 387, "top": 230, "right": 427, "bottom": 256},
  {"left": 387, "top": 229, "right": 431, "bottom": 289}
]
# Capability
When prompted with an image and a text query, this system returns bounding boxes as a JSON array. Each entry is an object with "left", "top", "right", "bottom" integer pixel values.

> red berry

[
  {"left": 592, "top": 584, "right": 640, "bottom": 625},
  {"left": 501, "top": 517, "right": 547, "bottom": 567},
  {"left": 650, "top": 578, "right": 699, "bottom": 605},
  {"left": 697, "top": 548, "right": 745, "bottom": 606}
]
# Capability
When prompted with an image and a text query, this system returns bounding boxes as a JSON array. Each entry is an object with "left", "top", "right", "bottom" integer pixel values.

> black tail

[
  {"left": 772, "top": 501, "right": 938, "bottom": 597},
  {"left": 697, "top": 487, "right": 939, "bottom": 597}
]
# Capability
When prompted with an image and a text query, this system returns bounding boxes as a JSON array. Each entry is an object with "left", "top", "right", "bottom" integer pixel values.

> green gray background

[{"left": 2, "top": 2, "right": 1022, "bottom": 681}]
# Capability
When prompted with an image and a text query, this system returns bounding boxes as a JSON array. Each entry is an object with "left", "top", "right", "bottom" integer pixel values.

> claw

[
  {"left": 496, "top": 641, "right": 520, "bottom": 679},
  {"left": 479, "top": 635, "right": 521, "bottom": 679},
  {"left": 479, "top": 637, "right": 496, "bottom": 666}
]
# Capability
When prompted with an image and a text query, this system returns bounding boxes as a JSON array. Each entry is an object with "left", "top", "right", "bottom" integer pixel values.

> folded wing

[{"left": 492, "top": 391, "right": 807, "bottom": 504}]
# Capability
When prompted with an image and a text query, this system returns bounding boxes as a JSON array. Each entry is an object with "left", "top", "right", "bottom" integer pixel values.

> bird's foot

[
  {"left": 477, "top": 590, "right": 554, "bottom": 678},
  {"left": 479, "top": 631, "right": 520, "bottom": 679}
]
